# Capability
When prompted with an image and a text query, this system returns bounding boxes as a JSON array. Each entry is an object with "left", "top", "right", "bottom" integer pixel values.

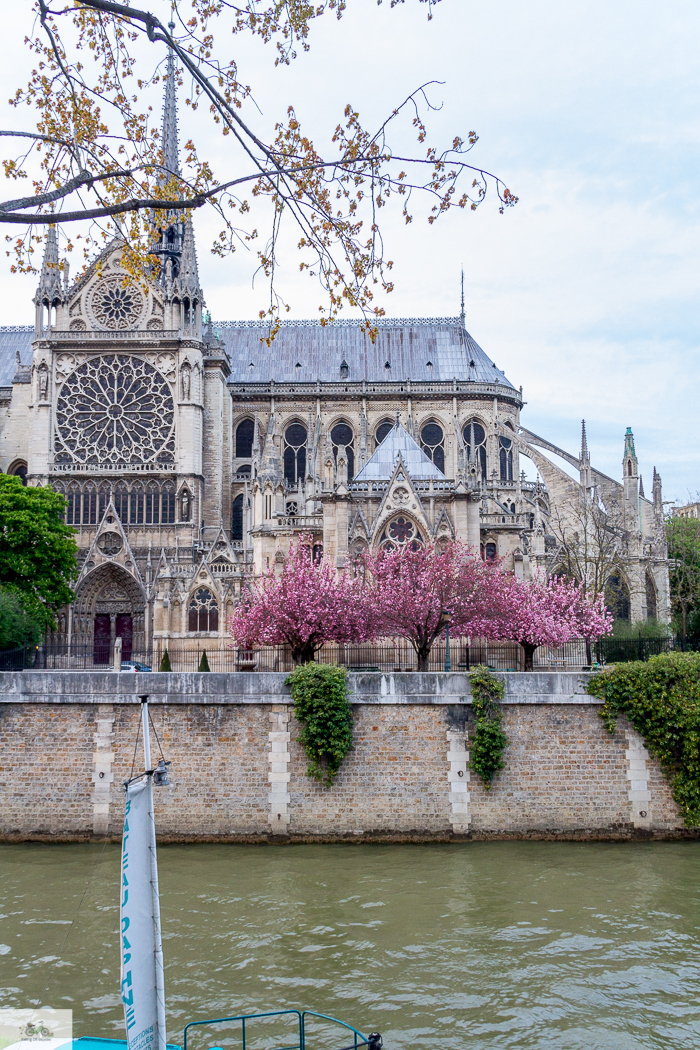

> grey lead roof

[
  {"left": 353, "top": 421, "right": 446, "bottom": 481},
  {"left": 218, "top": 317, "right": 516, "bottom": 388},
  {"left": 0, "top": 317, "right": 517, "bottom": 389},
  {"left": 0, "top": 327, "right": 32, "bottom": 386}
]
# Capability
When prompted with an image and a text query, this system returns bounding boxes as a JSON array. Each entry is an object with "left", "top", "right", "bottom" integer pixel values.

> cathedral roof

[
  {"left": 0, "top": 316, "right": 517, "bottom": 390},
  {"left": 0, "top": 327, "right": 32, "bottom": 386},
  {"left": 353, "top": 421, "right": 446, "bottom": 482},
  {"left": 217, "top": 316, "right": 516, "bottom": 388}
]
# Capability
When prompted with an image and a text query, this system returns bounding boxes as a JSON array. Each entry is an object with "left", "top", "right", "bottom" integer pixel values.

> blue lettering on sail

[{"left": 120, "top": 777, "right": 165, "bottom": 1050}]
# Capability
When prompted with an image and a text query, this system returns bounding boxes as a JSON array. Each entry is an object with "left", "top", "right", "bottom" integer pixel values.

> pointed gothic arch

[{"left": 72, "top": 563, "right": 146, "bottom": 661}]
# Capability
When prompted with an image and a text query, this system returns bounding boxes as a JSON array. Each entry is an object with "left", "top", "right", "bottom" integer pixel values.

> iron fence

[{"left": 0, "top": 635, "right": 690, "bottom": 672}]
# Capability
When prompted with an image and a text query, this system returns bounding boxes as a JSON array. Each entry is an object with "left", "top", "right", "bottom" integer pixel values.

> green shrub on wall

[
  {"left": 588, "top": 652, "right": 700, "bottom": 826},
  {"left": 468, "top": 665, "right": 508, "bottom": 788},
  {"left": 286, "top": 664, "right": 353, "bottom": 787}
]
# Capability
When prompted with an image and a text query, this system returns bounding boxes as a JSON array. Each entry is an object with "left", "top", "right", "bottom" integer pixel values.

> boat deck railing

[{"left": 183, "top": 1009, "right": 380, "bottom": 1050}]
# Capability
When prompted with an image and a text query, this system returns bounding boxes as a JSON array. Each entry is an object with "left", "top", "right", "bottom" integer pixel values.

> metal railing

[
  {"left": 0, "top": 636, "right": 692, "bottom": 672},
  {"left": 183, "top": 1008, "right": 377, "bottom": 1050}
]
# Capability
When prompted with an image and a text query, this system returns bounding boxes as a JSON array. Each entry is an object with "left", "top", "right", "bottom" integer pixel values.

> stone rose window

[
  {"left": 55, "top": 354, "right": 175, "bottom": 467},
  {"left": 379, "top": 515, "right": 423, "bottom": 549},
  {"left": 88, "top": 278, "right": 145, "bottom": 330}
]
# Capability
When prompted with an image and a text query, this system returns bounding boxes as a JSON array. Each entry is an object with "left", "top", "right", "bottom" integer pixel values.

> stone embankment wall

[{"left": 0, "top": 671, "right": 686, "bottom": 842}]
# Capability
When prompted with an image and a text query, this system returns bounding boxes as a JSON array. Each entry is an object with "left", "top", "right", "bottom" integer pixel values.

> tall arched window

[
  {"left": 129, "top": 484, "right": 144, "bottom": 525},
  {"left": 236, "top": 418, "right": 255, "bottom": 459},
  {"left": 9, "top": 461, "right": 27, "bottom": 485},
  {"left": 420, "top": 422, "right": 445, "bottom": 472},
  {"left": 65, "top": 483, "right": 80, "bottom": 525},
  {"left": 83, "top": 484, "right": 97, "bottom": 525},
  {"left": 605, "top": 574, "right": 630, "bottom": 622},
  {"left": 188, "top": 587, "right": 219, "bottom": 632},
  {"left": 232, "top": 493, "right": 244, "bottom": 541},
  {"left": 114, "top": 483, "right": 128, "bottom": 522},
  {"left": 98, "top": 485, "right": 109, "bottom": 521},
  {"left": 375, "top": 420, "right": 393, "bottom": 448},
  {"left": 499, "top": 437, "right": 513, "bottom": 481},
  {"left": 283, "top": 422, "right": 307, "bottom": 484},
  {"left": 331, "top": 422, "right": 355, "bottom": 480},
  {"left": 145, "top": 483, "right": 160, "bottom": 524},
  {"left": 463, "top": 420, "right": 487, "bottom": 479},
  {"left": 162, "top": 484, "right": 176, "bottom": 524}
]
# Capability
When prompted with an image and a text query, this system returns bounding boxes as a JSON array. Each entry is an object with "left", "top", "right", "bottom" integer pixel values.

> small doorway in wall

[
  {"left": 94, "top": 614, "right": 111, "bottom": 664},
  {"left": 116, "top": 613, "right": 133, "bottom": 661}
]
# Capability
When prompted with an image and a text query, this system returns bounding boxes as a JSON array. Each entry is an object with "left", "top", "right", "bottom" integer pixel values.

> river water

[{"left": 2, "top": 842, "right": 700, "bottom": 1049}]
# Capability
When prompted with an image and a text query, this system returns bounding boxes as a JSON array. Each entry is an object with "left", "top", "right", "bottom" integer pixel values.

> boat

[{"left": 5, "top": 695, "right": 382, "bottom": 1050}]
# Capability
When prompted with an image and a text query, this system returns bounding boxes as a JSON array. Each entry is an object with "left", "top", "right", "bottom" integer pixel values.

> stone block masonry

[{"left": 0, "top": 672, "right": 688, "bottom": 842}]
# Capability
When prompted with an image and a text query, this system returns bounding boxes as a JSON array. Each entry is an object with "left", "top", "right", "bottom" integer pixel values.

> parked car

[{"left": 120, "top": 660, "right": 152, "bottom": 672}]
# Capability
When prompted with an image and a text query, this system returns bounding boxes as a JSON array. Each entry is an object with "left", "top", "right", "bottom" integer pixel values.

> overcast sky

[{"left": 0, "top": 0, "right": 698, "bottom": 500}]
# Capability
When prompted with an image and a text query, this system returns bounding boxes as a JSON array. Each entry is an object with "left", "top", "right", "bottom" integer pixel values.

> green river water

[{"left": 1, "top": 842, "right": 700, "bottom": 1049}]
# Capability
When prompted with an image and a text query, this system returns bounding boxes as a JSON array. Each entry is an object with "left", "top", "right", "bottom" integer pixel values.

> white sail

[{"left": 120, "top": 704, "right": 166, "bottom": 1050}]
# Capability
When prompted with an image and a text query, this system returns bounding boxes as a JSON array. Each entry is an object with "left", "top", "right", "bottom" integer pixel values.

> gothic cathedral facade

[{"left": 0, "top": 75, "right": 670, "bottom": 659}]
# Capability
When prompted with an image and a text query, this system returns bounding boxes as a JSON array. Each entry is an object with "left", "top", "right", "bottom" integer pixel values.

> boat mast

[{"left": 140, "top": 695, "right": 167, "bottom": 1050}]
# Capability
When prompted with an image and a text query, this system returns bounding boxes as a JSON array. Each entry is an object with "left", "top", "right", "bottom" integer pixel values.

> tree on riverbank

[
  {"left": 365, "top": 541, "right": 508, "bottom": 671},
  {"left": 229, "top": 534, "right": 372, "bottom": 664},
  {"left": 497, "top": 574, "right": 612, "bottom": 671},
  {"left": 666, "top": 515, "right": 700, "bottom": 647},
  {"left": 0, "top": 475, "right": 77, "bottom": 638}
]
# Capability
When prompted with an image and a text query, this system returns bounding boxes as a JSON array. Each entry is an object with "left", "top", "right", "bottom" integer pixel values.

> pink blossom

[
  {"left": 495, "top": 575, "right": 613, "bottom": 670},
  {"left": 365, "top": 541, "right": 509, "bottom": 671},
  {"left": 229, "top": 533, "right": 372, "bottom": 663}
]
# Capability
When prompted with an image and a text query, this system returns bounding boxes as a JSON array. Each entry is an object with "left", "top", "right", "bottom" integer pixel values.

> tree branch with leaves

[{"left": 3, "top": 0, "right": 517, "bottom": 326}]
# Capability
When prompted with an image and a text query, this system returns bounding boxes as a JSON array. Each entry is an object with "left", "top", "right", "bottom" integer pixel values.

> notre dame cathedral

[{"left": 0, "top": 67, "right": 670, "bottom": 661}]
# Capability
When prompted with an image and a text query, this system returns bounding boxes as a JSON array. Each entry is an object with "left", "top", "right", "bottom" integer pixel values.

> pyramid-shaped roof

[{"left": 353, "top": 422, "right": 446, "bottom": 482}]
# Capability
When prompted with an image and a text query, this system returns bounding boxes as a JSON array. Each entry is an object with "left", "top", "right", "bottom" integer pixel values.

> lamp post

[{"left": 443, "top": 609, "right": 452, "bottom": 672}]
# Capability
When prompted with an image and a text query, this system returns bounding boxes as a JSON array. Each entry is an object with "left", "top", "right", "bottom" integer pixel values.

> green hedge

[
  {"left": 286, "top": 664, "right": 353, "bottom": 787},
  {"left": 587, "top": 652, "right": 700, "bottom": 825}
]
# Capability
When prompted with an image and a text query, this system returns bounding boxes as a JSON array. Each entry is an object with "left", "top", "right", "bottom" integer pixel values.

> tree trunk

[
  {"left": 416, "top": 645, "right": 431, "bottom": 672},
  {"left": 585, "top": 638, "right": 592, "bottom": 666},
  {"left": 522, "top": 642, "right": 537, "bottom": 672},
  {"left": 682, "top": 606, "right": 687, "bottom": 651},
  {"left": 293, "top": 641, "right": 318, "bottom": 664}
]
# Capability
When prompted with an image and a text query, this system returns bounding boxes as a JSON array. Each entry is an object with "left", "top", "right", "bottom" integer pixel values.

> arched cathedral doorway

[{"left": 72, "top": 564, "right": 146, "bottom": 664}]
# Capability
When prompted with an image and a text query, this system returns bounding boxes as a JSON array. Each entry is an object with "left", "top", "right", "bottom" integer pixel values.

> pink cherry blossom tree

[
  {"left": 365, "top": 540, "right": 509, "bottom": 671},
  {"left": 497, "top": 574, "right": 613, "bottom": 671},
  {"left": 229, "top": 534, "right": 373, "bottom": 664}
]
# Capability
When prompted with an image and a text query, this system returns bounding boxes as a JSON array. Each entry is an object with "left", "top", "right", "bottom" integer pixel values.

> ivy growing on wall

[
  {"left": 588, "top": 652, "right": 700, "bottom": 826},
  {"left": 468, "top": 665, "right": 508, "bottom": 788},
  {"left": 286, "top": 664, "right": 353, "bottom": 787}
]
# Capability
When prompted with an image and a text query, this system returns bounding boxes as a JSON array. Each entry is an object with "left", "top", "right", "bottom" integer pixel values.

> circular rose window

[
  {"left": 55, "top": 354, "right": 175, "bottom": 467},
  {"left": 98, "top": 532, "right": 123, "bottom": 557},
  {"left": 388, "top": 516, "right": 414, "bottom": 543},
  {"left": 379, "top": 515, "right": 423, "bottom": 550},
  {"left": 89, "top": 277, "right": 145, "bottom": 330}
]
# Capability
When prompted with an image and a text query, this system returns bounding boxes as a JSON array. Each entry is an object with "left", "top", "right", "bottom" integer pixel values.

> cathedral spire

[
  {"left": 34, "top": 226, "right": 63, "bottom": 333},
  {"left": 579, "top": 418, "right": 592, "bottom": 493},
  {"left": 179, "top": 216, "right": 200, "bottom": 293},
  {"left": 459, "top": 269, "right": 465, "bottom": 327},
  {"left": 153, "top": 24, "right": 185, "bottom": 283},
  {"left": 160, "top": 24, "right": 180, "bottom": 186}
]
